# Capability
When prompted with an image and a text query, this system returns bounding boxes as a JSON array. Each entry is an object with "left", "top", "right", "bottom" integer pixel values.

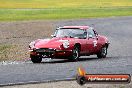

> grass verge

[
  {"left": 0, "top": 45, "right": 12, "bottom": 61},
  {"left": 0, "top": 7, "right": 132, "bottom": 21},
  {"left": 0, "top": 45, "right": 27, "bottom": 61},
  {"left": 0, "top": 0, "right": 132, "bottom": 9}
]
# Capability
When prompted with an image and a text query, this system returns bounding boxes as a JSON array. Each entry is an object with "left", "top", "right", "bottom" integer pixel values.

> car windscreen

[{"left": 54, "top": 28, "right": 87, "bottom": 39}]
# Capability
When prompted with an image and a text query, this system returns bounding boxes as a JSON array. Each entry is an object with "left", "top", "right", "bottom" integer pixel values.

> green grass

[
  {"left": 0, "top": 0, "right": 132, "bottom": 21},
  {"left": 0, "top": 0, "right": 132, "bottom": 8},
  {"left": 0, "top": 7, "right": 132, "bottom": 21}
]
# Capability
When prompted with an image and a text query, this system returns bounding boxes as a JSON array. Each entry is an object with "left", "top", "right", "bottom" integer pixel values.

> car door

[
  {"left": 86, "top": 28, "right": 98, "bottom": 54},
  {"left": 77, "top": 30, "right": 88, "bottom": 54}
]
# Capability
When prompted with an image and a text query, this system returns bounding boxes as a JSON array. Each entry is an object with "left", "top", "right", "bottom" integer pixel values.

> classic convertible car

[{"left": 29, "top": 26, "right": 109, "bottom": 63}]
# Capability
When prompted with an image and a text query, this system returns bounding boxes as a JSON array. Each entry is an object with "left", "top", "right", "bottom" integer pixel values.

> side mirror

[
  {"left": 93, "top": 30, "right": 98, "bottom": 36},
  {"left": 88, "top": 35, "right": 93, "bottom": 38}
]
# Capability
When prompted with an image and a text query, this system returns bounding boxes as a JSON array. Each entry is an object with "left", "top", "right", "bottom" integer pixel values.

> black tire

[
  {"left": 69, "top": 46, "right": 80, "bottom": 61},
  {"left": 97, "top": 46, "right": 107, "bottom": 58},
  {"left": 30, "top": 55, "right": 42, "bottom": 63},
  {"left": 76, "top": 76, "right": 86, "bottom": 85}
]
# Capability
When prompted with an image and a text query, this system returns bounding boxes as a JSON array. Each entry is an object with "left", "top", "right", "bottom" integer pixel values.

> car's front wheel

[
  {"left": 30, "top": 55, "right": 42, "bottom": 63},
  {"left": 97, "top": 46, "right": 107, "bottom": 58},
  {"left": 69, "top": 46, "right": 80, "bottom": 61}
]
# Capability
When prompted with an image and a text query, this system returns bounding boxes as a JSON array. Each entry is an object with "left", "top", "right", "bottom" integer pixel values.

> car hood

[{"left": 34, "top": 37, "right": 73, "bottom": 49}]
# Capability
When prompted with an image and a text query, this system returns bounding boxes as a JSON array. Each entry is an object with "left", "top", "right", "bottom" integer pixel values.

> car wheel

[
  {"left": 30, "top": 55, "right": 42, "bottom": 63},
  {"left": 97, "top": 46, "right": 107, "bottom": 58},
  {"left": 69, "top": 46, "right": 80, "bottom": 61}
]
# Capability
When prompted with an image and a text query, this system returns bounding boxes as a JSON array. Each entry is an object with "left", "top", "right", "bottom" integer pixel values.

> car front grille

[{"left": 35, "top": 48, "right": 55, "bottom": 53}]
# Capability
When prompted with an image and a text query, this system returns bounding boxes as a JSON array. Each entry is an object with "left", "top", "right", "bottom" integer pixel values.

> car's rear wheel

[
  {"left": 69, "top": 46, "right": 80, "bottom": 61},
  {"left": 97, "top": 46, "right": 107, "bottom": 58},
  {"left": 30, "top": 55, "right": 42, "bottom": 63}
]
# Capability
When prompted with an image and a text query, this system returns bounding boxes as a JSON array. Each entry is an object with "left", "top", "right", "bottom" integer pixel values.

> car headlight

[
  {"left": 29, "top": 41, "right": 35, "bottom": 49},
  {"left": 62, "top": 41, "right": 70, "bottom": 49}
]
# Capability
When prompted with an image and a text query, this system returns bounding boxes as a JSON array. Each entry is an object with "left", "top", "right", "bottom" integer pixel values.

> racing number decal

[{"left": 93, "top": 40, "right": 97, "bottom": 47}]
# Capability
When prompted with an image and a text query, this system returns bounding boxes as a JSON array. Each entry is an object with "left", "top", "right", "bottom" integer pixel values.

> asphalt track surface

[{"left": 0, "top": 16, "right": 132, "bottom": 86}]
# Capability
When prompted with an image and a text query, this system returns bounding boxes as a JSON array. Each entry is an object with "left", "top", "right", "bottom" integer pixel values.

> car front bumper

[{"left": 29, "top": 48, "right": 73, "bottom": 58}]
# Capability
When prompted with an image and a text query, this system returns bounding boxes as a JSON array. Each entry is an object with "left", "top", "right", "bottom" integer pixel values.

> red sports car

[{"left": 29, "top": 26, "right": 109, "bottom": 63}]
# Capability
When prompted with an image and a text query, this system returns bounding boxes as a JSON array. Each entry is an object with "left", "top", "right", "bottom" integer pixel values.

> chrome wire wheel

[
  {"left": 73, "top": 48, "right": 79, "bottom": 60},
  {"left": 101, "top": 46, "right": 107, "bottom": 56},
  {"left": 69, "top": 46, "right": 80, "bottom": 61},
  {"left": 97, "top": 46, "right": 107, "bottom": 58}
]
